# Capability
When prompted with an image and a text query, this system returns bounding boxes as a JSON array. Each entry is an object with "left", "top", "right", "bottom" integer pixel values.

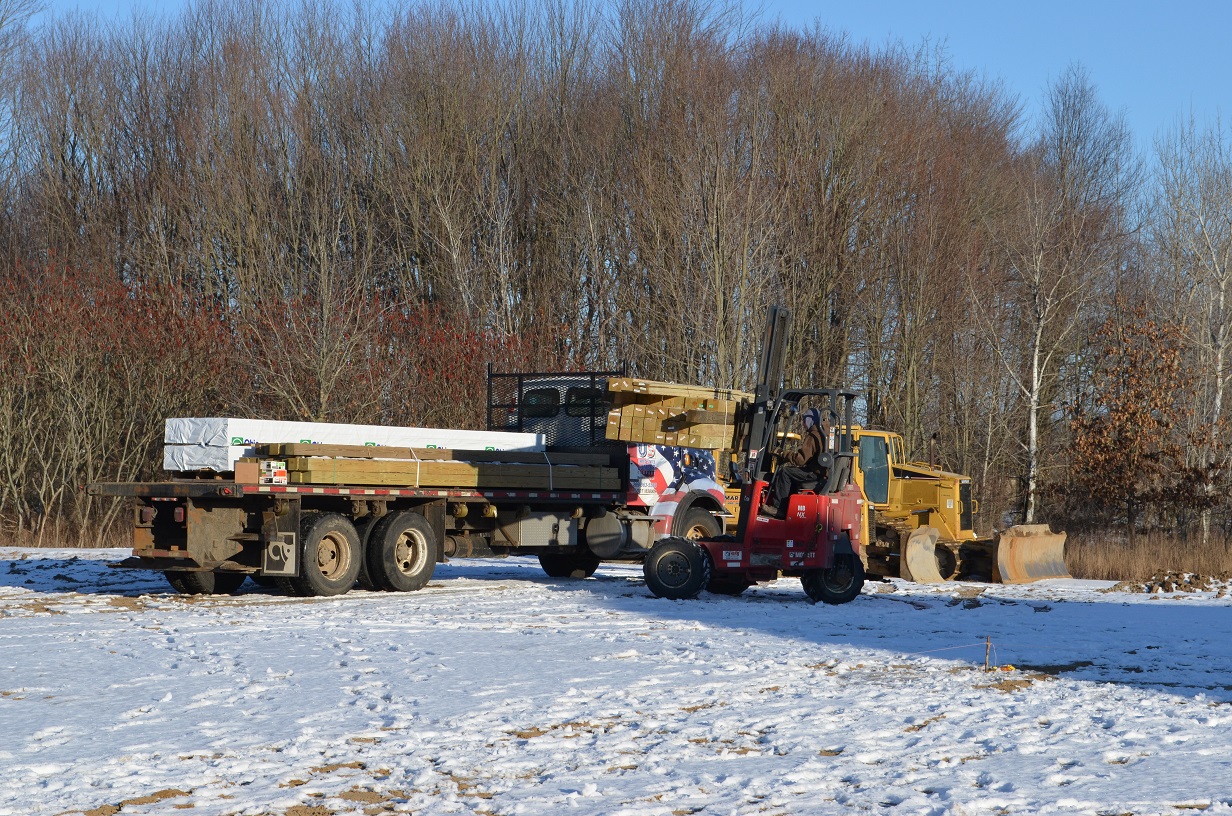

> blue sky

[{"left": 34, "top": 0, "right": 1229, "bottom": 155}]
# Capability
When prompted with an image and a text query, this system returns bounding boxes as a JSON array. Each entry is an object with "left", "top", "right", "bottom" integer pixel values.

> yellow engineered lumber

[
  {"left": 682, "top": 409, "right": 739, "bottom": 425},
  {"left": 606, "top": 377, "right": 751, "bottom": 402}
]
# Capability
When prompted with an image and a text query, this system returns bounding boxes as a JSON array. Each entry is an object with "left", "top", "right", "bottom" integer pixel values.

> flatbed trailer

[
  {"left": 90, "top": 372, "right": 736, "bottom": 597},
  {"left": 90, "top": 475, "right": 631, "bottom": 594}
]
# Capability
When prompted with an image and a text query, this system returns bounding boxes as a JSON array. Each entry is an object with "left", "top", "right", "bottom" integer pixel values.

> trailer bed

[{"left": 90, "top": 481, "right": 624, "bottom": 503}]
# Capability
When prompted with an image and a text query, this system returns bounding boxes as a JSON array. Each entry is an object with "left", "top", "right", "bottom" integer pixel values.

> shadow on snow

[{"left": 3, "top": 549, "right": 1230, "bottom": 703}]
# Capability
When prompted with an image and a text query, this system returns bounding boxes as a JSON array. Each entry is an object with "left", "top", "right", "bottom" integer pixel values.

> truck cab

[
  {"left": 487, "top": 369, "right": 730, "bottom": 556},
  {"left": 488, "top": 369, "right": 618, "bottom": 447}
]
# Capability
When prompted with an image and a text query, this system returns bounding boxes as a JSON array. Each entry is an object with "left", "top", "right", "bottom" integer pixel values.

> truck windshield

[
  {"left": 522, "top": 388, "right": 560, "bottom": 418},
  {"left": 564, "top": 387, "right": 610, "bottom": 418},
  {"left": 859, "top": 435, "right": 890, "bottom": 504}
]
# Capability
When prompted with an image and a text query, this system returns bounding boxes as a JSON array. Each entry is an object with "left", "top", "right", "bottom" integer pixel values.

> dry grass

[
  {"left": 1066, "top": 530, "right": 1232, "bottom": 580},
  {"left": 0, "top": 527, "right": 130, "bottom": 550}
]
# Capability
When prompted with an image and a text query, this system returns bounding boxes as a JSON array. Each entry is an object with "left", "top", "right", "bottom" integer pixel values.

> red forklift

[{"left": 642, "top": 306, "right": 867, "bottom": 604}]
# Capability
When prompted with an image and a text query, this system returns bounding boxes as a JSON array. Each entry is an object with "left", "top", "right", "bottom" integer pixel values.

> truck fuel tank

[{"left": 583, "top": 509, "right": 656, "bottom": 558}]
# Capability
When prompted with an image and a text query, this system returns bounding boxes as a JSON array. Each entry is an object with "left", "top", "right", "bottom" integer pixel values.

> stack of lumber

[
  {"left": 248, "top": 443, "right": 620, "bottom": 490},
  {"left": 604, "top": 378, "right": 749, "bottom": 450},
  {"left": 163, "top": 417, "right": 541, "bottom": 473}
]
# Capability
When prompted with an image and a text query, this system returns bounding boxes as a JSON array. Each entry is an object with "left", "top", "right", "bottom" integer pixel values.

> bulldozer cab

[
  {"left": 853, "top": 431, "right": 903, "bottom": 505},
  {"left": 850, "top": 428, "right": 977, "bottom": 544}
]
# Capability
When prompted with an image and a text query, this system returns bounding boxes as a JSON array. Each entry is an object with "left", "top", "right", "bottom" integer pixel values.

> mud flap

[
  {"left": 900, "top": 526, "right": 945, "bottom": 583},
  {"left": 993, "top": 525, "right": 1069, "bottom": 584}
]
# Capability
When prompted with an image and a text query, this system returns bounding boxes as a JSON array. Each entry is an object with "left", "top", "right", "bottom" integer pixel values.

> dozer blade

[
  {"left": 992, "top": 525, "right": 1069, "bottom": 584},
  {"left": 900, "top": 526, "right": 946, "bottom": 583}
]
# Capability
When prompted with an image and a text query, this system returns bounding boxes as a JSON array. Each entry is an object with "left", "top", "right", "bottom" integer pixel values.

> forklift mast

[{"left": 744, "top": 304, "right": 792, "bottom": 485}]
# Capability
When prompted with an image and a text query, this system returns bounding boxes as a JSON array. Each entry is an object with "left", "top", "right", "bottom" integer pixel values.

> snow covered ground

[{"left": 2, "top": 547, "right": 1231, "bottom": 816}]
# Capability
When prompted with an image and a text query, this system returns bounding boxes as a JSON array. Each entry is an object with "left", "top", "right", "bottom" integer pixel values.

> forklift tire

[
  {"left": 801, "top": 552, "right": 865, "bottom": 605},
  {"left": 539, "top": 550, "right": 601, "bottom": 579},
  {"left": 706, "top": 577, "right": 751, "bottom": 596},
  {"left": 164, "top": 570, "right": 247, "bottom": 596},
  {"left": 644, "top": 537, "right": 711, "bottom": 600},
  {"left": 281, "top": 512, "right": 361, "bottom": 597},
  {"left": 366, "top": 511, "right": 438, "bottom": 592}
]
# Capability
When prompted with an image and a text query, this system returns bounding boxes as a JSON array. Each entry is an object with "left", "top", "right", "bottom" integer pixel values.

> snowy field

[{"left": 2, "top": 547, "right": 1232, "bottom": 816}]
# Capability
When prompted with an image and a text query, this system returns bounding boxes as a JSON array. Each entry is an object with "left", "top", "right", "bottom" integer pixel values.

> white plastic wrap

[{"left": 162, "top": 418, "right": 544, "bottom": 473}]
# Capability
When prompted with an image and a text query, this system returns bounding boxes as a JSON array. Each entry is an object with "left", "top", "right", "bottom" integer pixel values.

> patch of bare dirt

[
  {"left": 82, "top": 790, "right": 190, "bottom": 816},
  {"left": 904, "top": 714, "right": 946, "bottom": 732},
  {"left": 285, "top": 806, "right": 333, "bottom": 816},
  {"left": 508, "top": 718, "right": 619, "bottom": 740},
  {"left": 338, "top": 787, "right": 385, "bottom": 804},
  {"left": 13, "top": 601, "right": 65, "bottom": 615},
  {"left": 122, "top": 789, "right": 191, "bottom": 807},
  {"left": 311, "top": 761, "right": 366, "bottom": 774},
  {"left": 449, "top": 773, "right": 495, "bottom": 799},
  {"left": 976, "top": 673, "right": 1053, "bottom": 693}
]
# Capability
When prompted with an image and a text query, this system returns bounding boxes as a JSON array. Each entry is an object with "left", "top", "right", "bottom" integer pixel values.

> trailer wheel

[
  {"left": 644, "top": 537, "right": 711, "bottom": 600},
  {"left": 164, "top": 571, "right": 247, "bottom": 596},
  {"left": 284, "top": 512, "right": 361, "bottom": 597},
  {"left": 801, "top": 552, "right": 865, "bottom": 605},
  {"left": 538, "top": 550, "right": 601, "bottom": 579},
  {"left": 353, "top": 515, "right": 381, "bottom": 590},
  {"left": 366, "top": 512, "right": 438, "bottom": 592},
  {"left": 678, "top": 507, "right": 722, "bottom": 540}
]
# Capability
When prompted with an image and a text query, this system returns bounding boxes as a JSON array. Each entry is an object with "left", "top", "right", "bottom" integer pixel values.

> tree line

[{"left": 0, "top": 0, "right": 1229, "bottom": 547}]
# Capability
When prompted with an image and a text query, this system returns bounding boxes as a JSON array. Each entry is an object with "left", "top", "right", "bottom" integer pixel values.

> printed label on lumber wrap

[{"left": 627, "top": 444, "right": 726, "bottom": 535}]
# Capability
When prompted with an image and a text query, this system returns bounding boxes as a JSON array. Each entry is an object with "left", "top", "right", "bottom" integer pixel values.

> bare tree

[
  {"left": 973, "top": 65, "right": 1136, "bottom": 524},
  {"left": 1153, "top": 116, "right": 1232, "bottom": 542}
]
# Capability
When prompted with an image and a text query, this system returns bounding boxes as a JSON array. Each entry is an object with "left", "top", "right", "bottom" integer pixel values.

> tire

[
  {"left": 164, "top": 570, "right": 247, "bottom": 595},
  {"left": 643, "top": 537, "right": 711, "bottom": 600},
  {"left": 677, "top": 507, "right": 722, "bottom": 540},
  {"left": 353, "top": 515, "right": 381, "bottom": 590},
  {"left": 706, "top": 576, "right": 751, "bottom": 596},
  {"left": 538, "top": 550, "right": 601, "bottom": 579},
  {"left": 801, "top": 552, "right": 865, "bottom": 605},
  {"left": 935, "top": 544, "right": 959, "bottom": 580},
  {"left": 366, "top": 511, "right": 438, "bottom": 592},
  {"left": 284, "top": 512, "right": 361, "bottom": 597},
  {"left": 165, "top": 571, "right": 192, "bottom": 594}
]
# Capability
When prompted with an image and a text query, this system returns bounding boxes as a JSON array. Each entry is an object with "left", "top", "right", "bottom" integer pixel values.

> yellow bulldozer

[{"left": 848, "top": 428, "right": 1068, "bottom": 584}]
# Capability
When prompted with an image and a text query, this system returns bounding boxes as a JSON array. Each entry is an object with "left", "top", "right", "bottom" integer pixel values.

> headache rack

[{"left": 487, "top": 366, "right": 627, "bottom": 448}]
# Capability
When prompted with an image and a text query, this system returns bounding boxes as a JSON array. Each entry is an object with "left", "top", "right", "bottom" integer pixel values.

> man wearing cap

[{"left": 761, "top": 407, "right": 829, "bottom": 518}]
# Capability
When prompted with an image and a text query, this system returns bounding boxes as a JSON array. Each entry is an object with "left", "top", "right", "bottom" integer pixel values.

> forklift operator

[{"left": 761, "top": 408, "right": 829, "bottom": 517}]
